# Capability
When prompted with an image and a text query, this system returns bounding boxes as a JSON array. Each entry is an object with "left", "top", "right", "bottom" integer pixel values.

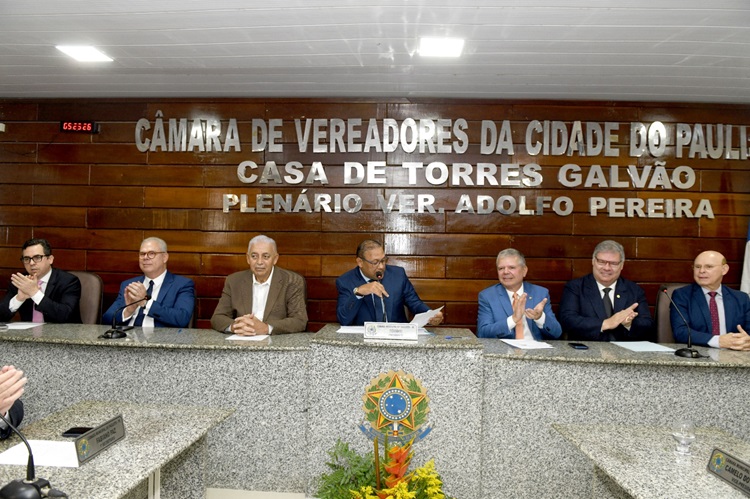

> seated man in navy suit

[
  {"left": 477, "top": 248, "right": 561, "bottom": 340},
  {"left": 0, "top": 365, "right": 26, "bottom": 440},
  {"left": 336, "top": 239, "right": 443, "bottom": 326},
  {"left": 103, "top": 237, "right": 194, "bottom": 328},
  {"left": 671, "top": 250, "right": 750, "bottom": 350},
  {"left": 559, "top": 240, "right": 654, "bottom": 341},
  {"left": 0, "top": 238, "right": 81, "bottom": 324}
]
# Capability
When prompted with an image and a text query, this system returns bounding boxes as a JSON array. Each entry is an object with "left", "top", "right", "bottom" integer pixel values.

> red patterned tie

[{"left": 708, "top": 291, "right": 720, "bottom": 336}]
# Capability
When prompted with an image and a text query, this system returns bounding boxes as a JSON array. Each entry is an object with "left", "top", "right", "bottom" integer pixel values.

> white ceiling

[{"left": 2, "top": 1, "right": 750, "bottom": 103}]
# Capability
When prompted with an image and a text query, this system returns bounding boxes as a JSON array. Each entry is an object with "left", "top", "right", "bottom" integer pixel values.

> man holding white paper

[
  {"left": 477, "top": 248, "right": 562, "bottom": 340},
  {"left": 0, "top": 365, "right": 26, "bottom": 439},
  {"left": 336, "top": 240, "right": 443, "bottom": 326}
]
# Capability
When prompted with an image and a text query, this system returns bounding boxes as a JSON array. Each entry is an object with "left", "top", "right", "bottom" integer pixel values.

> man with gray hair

[
  {"left": 103, "top": 237, "right": 195, "bottom": 328},
  {"left": 559, "top": 240, "right": 654, "bottom": 341},
  {"left": 211, "top": 235, "right": 308, "bottom": 335},
  {"left": 477, "top": 248, "right": 561, "bottom": 340}
]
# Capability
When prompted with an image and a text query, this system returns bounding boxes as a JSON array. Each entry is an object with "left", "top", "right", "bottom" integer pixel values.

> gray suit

[{"left": 210, "top": 267, "right": 308, "bottom": 334}]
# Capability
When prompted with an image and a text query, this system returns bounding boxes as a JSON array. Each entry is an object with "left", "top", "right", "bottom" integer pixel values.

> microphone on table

[
  {"left": 662, "top": 287, "right": 702, "bottom": 358},
  {"left": 0, "top": 411, "right": 67, "bottom": 499},
  {"left": 99, "top": 295, "right": 151, "bottom": 340},
  {"left": 375, "top": 271, "right": 388, "bottom": 323}
]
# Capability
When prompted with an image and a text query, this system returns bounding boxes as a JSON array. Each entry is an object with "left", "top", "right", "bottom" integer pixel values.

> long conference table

[{"left": 1, "top": 323, "right": 749, "bottom": 499}]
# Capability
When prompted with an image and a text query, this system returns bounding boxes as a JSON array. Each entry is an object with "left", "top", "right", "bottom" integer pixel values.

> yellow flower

[{"left": 350, "top": 485, "right": 378, "bottom": 499}]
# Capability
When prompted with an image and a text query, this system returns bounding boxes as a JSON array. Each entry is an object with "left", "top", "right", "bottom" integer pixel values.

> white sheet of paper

[
  {"left": 501, "top": 339, "right": 554, "bottom": 349},
  {"left": 0, "top": 440, "right": 79, "bottom": 467},
  {"left": 337, "top": 326, "right": 365, "bottom": 334},
  {"left": 612, "top": 341, "right": 675, "bottom": 353},
  {"left": 225, "top": 334, "right": 270, "bottom": 341},
  {"left": 5, "top": 322, "right": 43, "bottom": 330},
  {"left": 410, "top": 306, "right": 444, "bottom": 328}
]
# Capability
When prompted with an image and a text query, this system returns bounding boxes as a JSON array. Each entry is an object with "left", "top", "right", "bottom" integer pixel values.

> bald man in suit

[{"left": 211, "top": 235, "right": 308, "bottom": 335}]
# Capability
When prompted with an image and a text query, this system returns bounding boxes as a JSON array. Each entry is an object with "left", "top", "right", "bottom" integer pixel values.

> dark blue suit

[
  {"left": 477, "top": 282, "right": 562, "bottom": 340},
  {"left": 0, "top": 400, "right": 23, "bottom": 440},
  {"left": 670, "top": 283, "right": 750, "bottom": 347},
  {"left": 336, "top": 265, "right": 430, "bottom": 326},
  {"left": 559, "top": 274, "right": 654, "bottom": 341},
  {"left": 102, "top": 271, "right": 194, "bottom": 328}
]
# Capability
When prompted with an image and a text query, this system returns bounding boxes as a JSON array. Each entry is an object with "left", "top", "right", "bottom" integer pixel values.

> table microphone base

[
  {"left": 675, "top": 347, "right": 702, "bottom": 358},
  {"left": 0, "top": 477, "right": 49, "bottom": 499},
  {"left": 99, "top": 326, "right": 133, "bottom": 339}
]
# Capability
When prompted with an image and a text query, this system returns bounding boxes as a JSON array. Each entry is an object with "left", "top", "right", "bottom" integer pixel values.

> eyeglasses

[
  {"left": 20, "top": 255, "right": 49, "bottom": 264},
  {"left": 139, "top": 251, "right": 165, "bottom": 260},
  {"left": 594, "top": 257, "right": 622, "bottom": 268},
  {"left": 360, "top": 256, "right": 389, "bottom": 267}
]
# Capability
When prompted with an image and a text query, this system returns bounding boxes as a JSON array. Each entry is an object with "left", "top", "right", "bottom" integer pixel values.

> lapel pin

[{"left": 616, "top": 294, "right": 620, "bottom": 299}]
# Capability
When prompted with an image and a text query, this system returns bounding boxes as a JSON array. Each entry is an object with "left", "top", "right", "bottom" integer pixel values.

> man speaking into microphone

[
  {"left": 336, "top": 239, "right": 443, "bottom": 326},
  {"left": 103, "top": 237, "right": 194, "bottom": 328}
]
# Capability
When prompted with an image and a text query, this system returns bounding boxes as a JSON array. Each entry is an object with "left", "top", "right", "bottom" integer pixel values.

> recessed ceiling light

[
  {"left": 56, "top": 45, "right": 113, "bottom": 62},
  {"left": 418, "top": 37, "right": 464, "bottom": 58}
]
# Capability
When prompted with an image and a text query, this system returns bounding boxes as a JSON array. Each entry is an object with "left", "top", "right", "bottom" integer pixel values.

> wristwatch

[{"left": 353, "top": 287, "right": 361, "bottom": 296}]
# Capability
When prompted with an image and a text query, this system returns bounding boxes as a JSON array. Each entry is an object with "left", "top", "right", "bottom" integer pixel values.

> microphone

[
  {"left": 99, "top": 295, "right": 151, "bottom": 339},
  {"left": 0, "top": 411, "right": 67, "bottom": 499},
  {"left": 662, "top": 287, "right": 702, "bottom": 358},
  {"left": 375, "top": 271, "right": 388, "bottom": 323}
]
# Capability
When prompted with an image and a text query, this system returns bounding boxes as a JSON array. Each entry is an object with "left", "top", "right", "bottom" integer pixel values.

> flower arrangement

[{"left": 317, "top": 437, "right": 454, "bottom": 499}]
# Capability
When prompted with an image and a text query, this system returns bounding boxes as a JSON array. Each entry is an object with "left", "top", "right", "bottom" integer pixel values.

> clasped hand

[
  {"left": 0, "top": 366, "right": 27, "bottom": 416},
  {"left": 719, "top": 325, "right": 750, "bottom": 351},
  {"left": 231, "top": 314, "right": 269, "bottom": 336},
  {"left": 602, "top": 303, "right": 639, "bottom": 331},
  {"left": 10, "top": 273, "right": 39, "bottom": 301}
]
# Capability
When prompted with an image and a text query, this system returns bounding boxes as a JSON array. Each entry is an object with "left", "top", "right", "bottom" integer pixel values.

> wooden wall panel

[{"left": 0, "top": 98, "right": 748, "bottom": 333}]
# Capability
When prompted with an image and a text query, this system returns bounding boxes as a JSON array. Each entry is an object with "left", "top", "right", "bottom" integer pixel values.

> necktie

[
  {"left": 32, "top": 280, "right": 44, "bottom": 323},
  {"left": 134, "top": 280, "right": 154, "bottom": 326},
  {"left": 602, "top": 288, "right": 613, "bottom": 317},
  {"left": 708, "top": 291, "right": 720, "bottom": 336},
  {"left": 512, "top": 293, "right": 524, "bottom": 339}
]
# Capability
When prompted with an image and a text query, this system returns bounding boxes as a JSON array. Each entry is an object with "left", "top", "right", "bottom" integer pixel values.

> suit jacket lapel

[
  {"left": 264, "top": 269, "right": 284, "bottom": 319},
  {"left": 154, "top": 271, "right": 172, "bottom": 303}
]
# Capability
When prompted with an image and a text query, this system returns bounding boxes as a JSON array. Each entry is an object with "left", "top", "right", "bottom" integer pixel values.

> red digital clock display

[{"left": 60, "top": 121, "right": 99, "bottom": 133}]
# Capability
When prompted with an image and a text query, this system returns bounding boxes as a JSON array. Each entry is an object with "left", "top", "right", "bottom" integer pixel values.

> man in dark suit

[
  {"left": 0, "top": 238, "right": 81, "bottom": 323},
  {"left": 211, "top": 235, "right": 307, "bottom": 334},
  {"left": 0, "top": 365, "right": 26, "bottom": 440},
  {"left": 671, "top": 250, "right": 750, "bottom": 350},
  {"left": 559, "top": 240, "right": 654, "bottom": 341},
  {"left": 336, "top": 239, "right": 443, "bottom": 326},
  {"left": 103, "top": 237, "right": 194, "bottom": 328},
  {"left": 478, "top": 248, "right": 561, "bottom": 340}
]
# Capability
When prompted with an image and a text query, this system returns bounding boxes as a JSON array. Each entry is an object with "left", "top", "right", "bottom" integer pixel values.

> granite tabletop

[
  {"left": 479, "top": 338, "right": 750, "bottom": 368},
  {"left": 0, "top": 400, "right": 233, "bottom": 499},
  {"left": 553, "top": 423, "right": 750, "bottom": 499},
  {"left": 0, "top": 323, "right": 312, "bottom": 351}
]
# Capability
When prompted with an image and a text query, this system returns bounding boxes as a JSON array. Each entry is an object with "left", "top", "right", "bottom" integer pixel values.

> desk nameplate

[
  {"left": 708, "top": 448, "right": 750, "bottom": 496},
  {"left": 75, "top": 415, "right": 126, "bottom": 464},
  {"left": 364, "top": 322, "right": 418, "bottom": 341}
]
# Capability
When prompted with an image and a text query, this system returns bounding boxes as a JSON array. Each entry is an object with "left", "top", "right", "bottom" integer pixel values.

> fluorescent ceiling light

[
  {"left": 418, "top": 37, "right": 464, "bottom": 58},
  {"left": 56, "top": 45, "right": 113, "bottom": 62}
]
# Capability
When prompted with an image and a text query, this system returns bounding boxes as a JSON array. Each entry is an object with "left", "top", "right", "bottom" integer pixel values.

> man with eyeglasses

[
  {"left": 559, "top": 240, "right": 654, "bottom": 341},
  {"left": 477, "top": 248, "right": 561, "bottom": 340},
  {"left": 0, "top": 238, "right": 81, "bottom": 323},
  {"left": 102, "top": 237, "right": 194, "bottom": 328},
  {"left": 211, "top": 235, "right": 307, "bottom": 335},
  {"left": 670, "top": 250, "right": 750, "bottom": 350},
  {"left": 336, "top": 239, "right": 443, "bottom": 326},
  {"left": 0, "top": 365, "right": 26, "bottom": 440}
]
